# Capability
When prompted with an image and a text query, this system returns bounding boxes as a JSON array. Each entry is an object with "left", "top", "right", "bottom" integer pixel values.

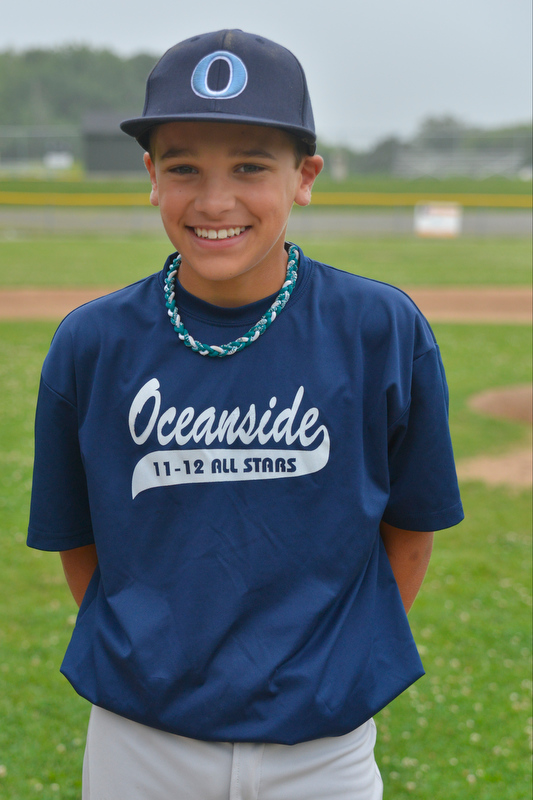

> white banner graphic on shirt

[
  {"left": 129, "top": 380, "right": 331, "bottom": 498},
  {"left": 131, "top": 437, "right": 330, "bottom": 498}
]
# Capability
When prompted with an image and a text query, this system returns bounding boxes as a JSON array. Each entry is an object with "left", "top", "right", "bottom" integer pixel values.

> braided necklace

[{"left": 164, "top": 244, "right": 299, "bottom": 357}]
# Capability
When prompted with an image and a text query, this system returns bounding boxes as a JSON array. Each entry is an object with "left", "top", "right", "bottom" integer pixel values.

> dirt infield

[
  {"left": 469, "top": 384, "right": 532, "bottom": 425},
  {"left": 0, "top": 285, "right": 531, "bottom": 322},
  {"left": 456, "top": 385, "right": 532, "bottom": 490}
]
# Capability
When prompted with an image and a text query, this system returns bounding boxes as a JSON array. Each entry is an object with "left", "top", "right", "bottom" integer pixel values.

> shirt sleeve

[
  {"left": 383, "top": 344, "right": 464, "bottom": 532},
  {"left": 27, "top": 376, "right": 94, "bottom": 551}
]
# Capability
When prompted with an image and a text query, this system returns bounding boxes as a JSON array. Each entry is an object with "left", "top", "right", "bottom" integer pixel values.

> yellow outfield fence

[{"left": 0, "top": 190, "right": 531, "bottom": 208}]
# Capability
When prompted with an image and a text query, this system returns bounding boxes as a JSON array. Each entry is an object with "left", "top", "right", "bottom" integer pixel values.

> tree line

[{"left": 0, "top": 46, "right": 157, "bottom": 126}]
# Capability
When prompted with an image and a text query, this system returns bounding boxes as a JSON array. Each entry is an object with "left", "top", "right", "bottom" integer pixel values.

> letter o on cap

[{"left": 191, "top": 51, "right": 248, "bottom": 99}]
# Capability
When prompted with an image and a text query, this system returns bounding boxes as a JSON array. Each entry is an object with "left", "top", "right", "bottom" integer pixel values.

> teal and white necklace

[{"left": 164, "top": 244, "right": 299, "bottom": 357}]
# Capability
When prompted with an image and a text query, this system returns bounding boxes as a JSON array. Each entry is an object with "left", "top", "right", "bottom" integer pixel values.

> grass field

[
  {"left": 0, "top": 236, "right": 531, "bottom": 287},
  {"left": 0, "top": 233, "right": 531, "bottom": 799}
]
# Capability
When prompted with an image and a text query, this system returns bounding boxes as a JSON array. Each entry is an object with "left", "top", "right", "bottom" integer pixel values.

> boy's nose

[{"left": 194, "top": 176, "right": 236, "bottom": 217}]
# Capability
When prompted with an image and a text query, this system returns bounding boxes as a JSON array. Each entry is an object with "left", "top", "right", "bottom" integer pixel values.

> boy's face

[{"left": 144, "top": 121, "right": 323, "bottom": 306}]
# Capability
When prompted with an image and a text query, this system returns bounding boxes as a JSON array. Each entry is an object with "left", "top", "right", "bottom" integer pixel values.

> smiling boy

[
  {"left": 144, "top": 121, "right": 321, "bottom": 306},
  {"left": 28, "top": 30, "right": 463, "bottom": 799}
]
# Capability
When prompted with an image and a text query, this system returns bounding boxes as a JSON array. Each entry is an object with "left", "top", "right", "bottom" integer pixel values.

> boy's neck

[{"left": 176, "top": 247, "right": 291, "bottom": 308}]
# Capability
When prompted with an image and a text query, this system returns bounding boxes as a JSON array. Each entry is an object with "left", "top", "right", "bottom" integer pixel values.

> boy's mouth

[{"left": 192, "top": 226, "right": 248, "bottom": 240}]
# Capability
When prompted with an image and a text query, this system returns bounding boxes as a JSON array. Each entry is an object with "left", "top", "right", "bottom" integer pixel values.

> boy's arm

[
  {"left": 379, "top": 521, "right": 434, "bottom": 614},
  {"left": 60, "top": 545, "right": 98, "bottom": 608}
]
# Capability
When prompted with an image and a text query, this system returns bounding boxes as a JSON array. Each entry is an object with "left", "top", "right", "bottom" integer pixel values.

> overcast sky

[{"left": 3, "top": 0, "right": 532, "bottom": 147}]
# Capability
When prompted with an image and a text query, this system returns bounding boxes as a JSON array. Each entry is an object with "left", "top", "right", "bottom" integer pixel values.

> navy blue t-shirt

[{"left": 28, "top": 248, "right": 463, "bottom": 744}]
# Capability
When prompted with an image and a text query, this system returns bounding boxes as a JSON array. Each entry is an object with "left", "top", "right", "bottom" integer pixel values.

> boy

[{"left": 28, "top": 30, "right": 463, "bottom": 799}]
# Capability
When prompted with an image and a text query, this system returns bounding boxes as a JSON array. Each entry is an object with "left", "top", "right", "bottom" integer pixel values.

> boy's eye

[
  {"left": 236, "top": 164, "right": 265, "bottom": 174},
  {"left": 169, "top": 165, "right": 197, "bottom": 175}
]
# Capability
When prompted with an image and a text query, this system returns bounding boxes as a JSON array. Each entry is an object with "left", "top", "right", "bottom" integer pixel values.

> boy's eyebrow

[
  {"left": 159, "top": 148, "right": 194, "bottom": 160},
  {"left": 158, "top": 147, "right": 278, "bottom": 161},
  {"left": 230, "top": 148, "right": 277, "bottom": 160}
]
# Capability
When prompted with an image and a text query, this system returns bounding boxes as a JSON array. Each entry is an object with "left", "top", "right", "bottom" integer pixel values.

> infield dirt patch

[
  {"left": 0, "top": 285, "right": 530, "bottom": 323},
  {"left": 456, "top": 384, "right": 532, "bottom": 490}
]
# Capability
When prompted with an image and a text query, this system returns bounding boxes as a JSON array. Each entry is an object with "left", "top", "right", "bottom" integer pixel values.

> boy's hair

[{"left": 121, "top": 30, "right": 316, "bottom": 158}]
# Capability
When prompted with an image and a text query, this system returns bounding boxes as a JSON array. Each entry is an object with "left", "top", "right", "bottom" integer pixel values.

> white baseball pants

[{"left": 83, "top": 705, "right": 383, "bottom": 800}]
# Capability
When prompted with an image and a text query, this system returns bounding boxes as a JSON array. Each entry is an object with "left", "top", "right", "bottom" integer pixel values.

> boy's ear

[
  {"left": 143, "top": 152, "right": 159, "bottom": 207},
  {"left": 294, "top": 155, "right": 324, "bottom": 207}
]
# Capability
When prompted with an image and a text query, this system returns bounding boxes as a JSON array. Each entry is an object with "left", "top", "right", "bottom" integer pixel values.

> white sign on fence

[{"left": 414, "top": 202, "right": 463, "bottom": 238}]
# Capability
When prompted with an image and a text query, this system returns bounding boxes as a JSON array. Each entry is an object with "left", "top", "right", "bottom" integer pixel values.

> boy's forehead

[{"left": 152, "top": 121, "right": 294, "bottom": 157}]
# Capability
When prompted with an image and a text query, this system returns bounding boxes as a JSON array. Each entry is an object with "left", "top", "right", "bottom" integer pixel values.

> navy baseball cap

[{"left": 120, "top": 30, "right": 316, "bottom": 154}]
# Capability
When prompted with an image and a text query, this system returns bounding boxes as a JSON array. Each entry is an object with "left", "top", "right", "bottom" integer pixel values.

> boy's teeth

[{"left": 194, "top": 227, "right": 245, "bottom": 239}]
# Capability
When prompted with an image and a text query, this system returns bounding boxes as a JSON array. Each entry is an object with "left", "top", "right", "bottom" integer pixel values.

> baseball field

[{"left": 0, "top": 229, "right": 531, "bottom": 798}]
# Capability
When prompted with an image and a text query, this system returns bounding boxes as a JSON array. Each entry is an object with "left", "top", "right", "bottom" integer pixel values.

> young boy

[{"left": 28, "top": 30, "right": 463, "bottom": 799}]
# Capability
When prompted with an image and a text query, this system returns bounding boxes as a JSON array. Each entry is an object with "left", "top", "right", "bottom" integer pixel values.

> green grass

[
  {"left": 0, "top": 177, "right": 151, "bottom": 194},
  {"left": 376, "top": 483, "right": 531, "bottom": 800},
  {"left": 0, "top": 236, "right": 171, "bottom": 288},
  {"left": 1, "top": 174, "right": 531, "bottom": 195},
  {"left": 434, "top": 324, "right": 532, "bottom": 459},
  {"left": 0, "top": 235, "right": 531, "bottom": 287},
  {"left": 303, "top": 237, "right": 532, "bottom": 287}
]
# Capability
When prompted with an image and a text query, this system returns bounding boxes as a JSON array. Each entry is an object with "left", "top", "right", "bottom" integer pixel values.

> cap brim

[{"left": 120, "top": 113, "right": 317, "bottom": 155}]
